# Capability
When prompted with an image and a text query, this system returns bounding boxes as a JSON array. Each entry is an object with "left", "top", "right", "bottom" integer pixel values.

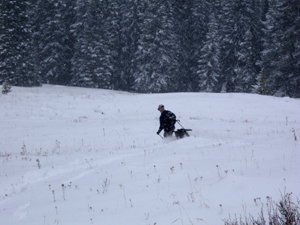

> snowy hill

[{"left": 0, "top": 85, "right": 299, "bottom": 225}]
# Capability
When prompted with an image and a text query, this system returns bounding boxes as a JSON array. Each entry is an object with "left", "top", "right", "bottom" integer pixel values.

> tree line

[{"left": 1, "top": 0, "right": 299, "bottom": 97}]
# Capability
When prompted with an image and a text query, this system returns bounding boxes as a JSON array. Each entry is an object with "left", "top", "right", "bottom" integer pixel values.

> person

[{"left": 156, "top": 104, "right": 176, "bottom": 138}]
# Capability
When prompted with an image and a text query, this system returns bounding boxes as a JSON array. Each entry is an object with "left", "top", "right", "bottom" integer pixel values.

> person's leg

[{"left": 164, "top": 130, "right": 174, "bottom": 138}]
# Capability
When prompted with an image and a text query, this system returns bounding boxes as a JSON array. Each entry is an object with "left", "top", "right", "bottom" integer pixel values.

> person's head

[{"left": 158, "top": 104, "right": 164, "bottom": 113}]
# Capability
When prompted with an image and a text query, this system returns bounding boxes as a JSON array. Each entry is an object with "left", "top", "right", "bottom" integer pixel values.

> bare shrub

[{"left": 224, "top": 193, "right": 300, "bottom": 225}]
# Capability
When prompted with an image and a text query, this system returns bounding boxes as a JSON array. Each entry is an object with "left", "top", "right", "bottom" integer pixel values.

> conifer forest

[{"left": 1, "top": 0, "right": 299, "bottom": 97}]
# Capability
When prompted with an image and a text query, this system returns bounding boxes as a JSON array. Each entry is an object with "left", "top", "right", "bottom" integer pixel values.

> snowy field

[{"left": 0, "top": 85, "right": 299, "bottom": 225}]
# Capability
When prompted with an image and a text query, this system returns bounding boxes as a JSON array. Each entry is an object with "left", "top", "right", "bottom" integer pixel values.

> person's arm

[{"left": 157, "top": 113, "right": 166, "bottom": 134}]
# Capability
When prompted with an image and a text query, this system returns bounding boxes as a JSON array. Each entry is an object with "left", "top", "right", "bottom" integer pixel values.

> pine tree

[
  {"left": 217, "top": 0, "right": 238, "bottom": 93},
  {"left": 1, "top": 79, "right": 12, "bottom": 95},
  {"left": 71, "top": 0, "right": 110, "bottom": 88},
  {"left": 234, "top": 1, "right": 264, "bottom": 93},
  {"left": 34, "top": 0, "right": 76, "bottom": 85},
  {"left": 133, "top": 0, "right": 175, "bottom": 93},
  {"left": 106, "top": 0, "right": 140, "bottom": 91},
  {"left": 197, "top": 11, "right": 220, "bottom": 92},
  {"left": 59, "top": 0, "right": 76, "bottom": 85},
  {"left": 252, "top": 69, "right": 268, "bottom": 95},
  {"left": 171, "top": 0, "right": 209, "bottom": 92},
  {"left": 217, "top": 0, "right": 264, "bottom": 93},
  {"left": 261, "top": 0, "right": 300, "bottom": 97},
  {"left": 0, "top": 0, "right": 40, "bottom": 86}
]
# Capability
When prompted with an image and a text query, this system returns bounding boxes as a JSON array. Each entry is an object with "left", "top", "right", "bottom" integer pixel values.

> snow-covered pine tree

[
  {"left": 252, "top": 69, "right": 268, "bottom": 95},
  {"left": 133, "top": 0, "right": 175, "bottom": 93},
  {"left": 1, "top": 79, "right": 12, "bottom": 95},
  {"left": 216, "top": 0, "right": 263, "bottom": 93},
  {"left": 217, "top": 0, "right": 239, "bottom": 93},
  {"left": 233, "top": 1, "right": 264, "bottom": 93},
  {"left": 33, "top": 0, "right": 76, "bottom": 85},
  {"left": 70, "top": 0, "right": 90, "bottom": 87},
  {"left": 106, "top": 0, "right": 141, "bottom": 91},
  {"left": 0, "top": 0, "right": 40, "bottom": 87},
  {"left": 261, "top": 0, "right": 300, "bottom": 97},
  {"left": 171, "top": 0, "right": 209, "bottom": 92},
  {"left": 197, "top": 11, "right": 220, "bottom": 93},
  {"left": 71, "top": 0, "right": 110, "bottom": 88}
]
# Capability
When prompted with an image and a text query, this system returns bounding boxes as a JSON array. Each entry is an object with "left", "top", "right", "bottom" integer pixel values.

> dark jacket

[{"left": 158, "top": 110, "right": 176, "bottom": 133}]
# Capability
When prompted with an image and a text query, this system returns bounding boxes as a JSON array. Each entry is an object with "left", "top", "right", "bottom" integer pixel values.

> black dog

[{"left": 175, "top": 129, "right": 192, "bottom": 139}]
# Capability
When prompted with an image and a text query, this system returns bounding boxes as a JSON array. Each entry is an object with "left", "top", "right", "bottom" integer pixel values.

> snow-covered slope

[{"left": 0, "top": 85, "right": 299, "bottom": 225}]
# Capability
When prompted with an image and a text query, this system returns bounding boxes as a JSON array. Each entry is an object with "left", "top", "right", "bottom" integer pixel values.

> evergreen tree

[
  {"left": 261, "top": 0, "right": 300, "bottom": 97},
  {"left": 71, "top": 0, "right": 110, "bottom": 88},
  {"left": 133, "top": 0, "right": 175, "bottom": 93},
  {"left": 197, "top": 11, "right": 220, "bottom": 92},
  {"left": 217, "top": 0, "right": 238, "bottom": 92},
  {"left": 106, "top": 0, "right": 140, "bottom": 91},
  {"left": 233, "top": 1, "right": 264, "bottom": 93},
  {"left": 0, "top": 0, "right": 40, "bottom": 86},
  {"left": 1, "top": 79, "right": 12, "bottom": 94},
  {"left": 217, "top": 0, "right": 264, "bottom": 93},
  {"left": 119, "top": 0, "right": 141, "bottom": 91},
  {"left": 59, "top": 0, "right": 76, "bottom": 85},
  {"left": 252, "top": 69, "right": 268, "bottom": 95},
  {"left": 34, "top": 0, "right": 76, "bottom": 85},
  {"left": 172, "top": 0, "right": 209, "bottom": 92},
  {"left": 70, "top": 0, "right": 90, "bottom": 87}
]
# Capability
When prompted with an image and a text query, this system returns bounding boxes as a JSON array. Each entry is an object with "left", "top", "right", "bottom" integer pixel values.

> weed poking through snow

[
  {"left": 292, "top": 128, "right": 297, "bottom": 141},
  {"left": 224, "top": 192, "right": 300, "bottom": 225},
  {"left": 36, "top": 159, "right": 41, "bottom": 169},
  {"left": 61, "top": 184, "right": 65, "bottom": 200},
  {"left": 52, "top": 190, "right": 56, "bottom": 202}
]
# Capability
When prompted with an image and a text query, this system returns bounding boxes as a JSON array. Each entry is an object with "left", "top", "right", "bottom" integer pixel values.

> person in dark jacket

[{"left": 157, "top": 104, "right": 176, "bottom": 138}]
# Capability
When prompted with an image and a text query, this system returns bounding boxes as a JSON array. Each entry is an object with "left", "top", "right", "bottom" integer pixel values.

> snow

[{"left": 0, "top": 85, "right": 299, "bottom": 225}]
